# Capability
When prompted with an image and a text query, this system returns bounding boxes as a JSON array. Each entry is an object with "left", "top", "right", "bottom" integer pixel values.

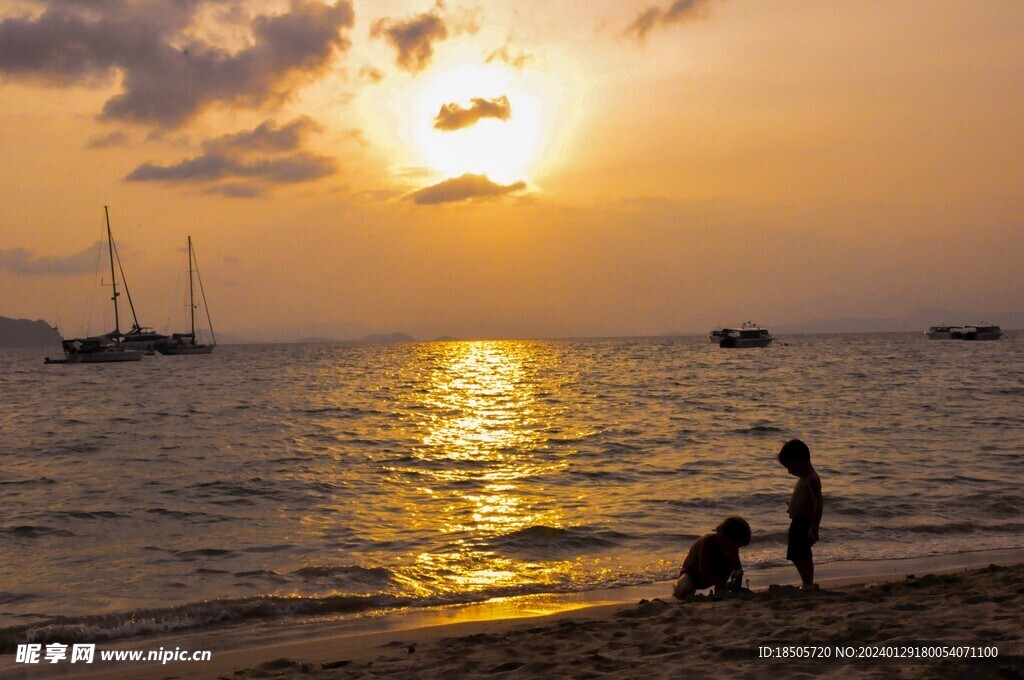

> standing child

[
  {"left": 672, "top": 516, "right": 751, "bottom": 598},
  {"left": 778, "top": 438, "right": 823, "bottom": 588}
]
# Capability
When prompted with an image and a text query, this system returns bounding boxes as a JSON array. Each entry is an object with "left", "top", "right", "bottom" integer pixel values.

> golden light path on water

[{"left": 385, "top": 341, "right": 581, "bottom": 598}]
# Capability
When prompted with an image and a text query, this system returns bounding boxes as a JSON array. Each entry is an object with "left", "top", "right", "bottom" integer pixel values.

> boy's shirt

[{"left": 787, "top": 470, "right": 822, "bottom": 520}]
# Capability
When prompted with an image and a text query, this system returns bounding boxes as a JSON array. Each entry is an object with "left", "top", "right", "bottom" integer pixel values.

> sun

[{"left": 407, "top": 63, "right": 544, "bottom": 184}]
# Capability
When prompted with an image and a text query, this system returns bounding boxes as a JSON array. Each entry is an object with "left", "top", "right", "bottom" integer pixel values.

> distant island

[
  {"left": 294, "top": 332, "right": 416, "bottom": 345},
  {"left": 0, "top": 317, "right": 61, "bottom": 347}
]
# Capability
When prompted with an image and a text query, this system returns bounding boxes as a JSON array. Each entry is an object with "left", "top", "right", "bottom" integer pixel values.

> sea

[{"left": 1, "top": 334, "right": 1021, "bottom": 647}]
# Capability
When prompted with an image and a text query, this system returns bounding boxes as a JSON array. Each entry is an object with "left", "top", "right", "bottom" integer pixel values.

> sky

[{"left": 0, "top": 0, "right": 1021, "bottom": 341}]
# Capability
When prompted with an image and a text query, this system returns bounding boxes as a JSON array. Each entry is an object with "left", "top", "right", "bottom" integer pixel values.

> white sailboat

[
  {"left": 158, "top": 236, "right": 216, "bottom": 355},
  {"left": 46, "top": 207, "right": 144, "bottom": 364}
]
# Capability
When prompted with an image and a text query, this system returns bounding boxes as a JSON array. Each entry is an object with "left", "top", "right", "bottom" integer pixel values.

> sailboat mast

[
  {"left": 104, "top": 206, "right": 121, "bottom": 336},
  {"left": 188, "top": 236, "right": 196, "bottom": 338}
]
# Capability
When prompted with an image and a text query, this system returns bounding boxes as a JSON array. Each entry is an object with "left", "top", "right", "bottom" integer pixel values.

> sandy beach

[
  {"left": 5, "top": 560, "right": 1017, "bottom": 680},
  {"left": 219, "top": 564, "right": 1024, "bottom": 680}
]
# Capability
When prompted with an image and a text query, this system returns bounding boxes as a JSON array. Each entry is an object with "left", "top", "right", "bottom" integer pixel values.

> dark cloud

[
  {"left": 371, "top": 9, "right": 448, "bottom": 74},
  {"left": 434, "top": 96, "right": 510, "bottom": 131},
  {"left": 206, "top": 117, "right": 321, "bottom": 154},
  {"left": 626, "top": 0, "right": 716, "bottom": 41},
  {"left": 0, "top": 242, "right": 102, "bottom": 276},
  {"left": 410, "top": 173, "right": 526, "bottom": 205},
  {"left": 0, "top": 1, "right": 355, "bottom": 128},
  {"left": 125, "top": 117, "right": 336, "bottom": 197}
]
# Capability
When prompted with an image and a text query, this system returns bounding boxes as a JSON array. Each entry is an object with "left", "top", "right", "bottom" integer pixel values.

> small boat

[
  {"left": 719, "top": 323, "right": 773, "bottom": 348},
  {"left": 46, "top": 335, "right": 143, "bottom": 363},
  {"left": 925, "top": 325, "right": 963, "bottom": 340},
  {"left": 962, "top": 323, "right": 1002, "bottom": 341},
  {"left": 46, "top": 207, "right": 145, "bottom": 364},
  {"left": 158, "top": 236, "right": 216, "bottom": 355}
]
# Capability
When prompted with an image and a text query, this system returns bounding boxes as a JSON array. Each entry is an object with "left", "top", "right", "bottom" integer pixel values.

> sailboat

[
  {"left": 158, "top": 236, "right": 216, "bottom": 355},
  {"left": 111, "top": 225, "right": 168, "bottom": 352},
  {"left": 45, "top": 207, "right": 145, "bottom": 364}
]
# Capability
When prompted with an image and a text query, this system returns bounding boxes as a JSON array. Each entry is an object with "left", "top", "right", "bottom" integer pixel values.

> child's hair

[
  {"left": 715, "top": 516, "right": 752, "bottom": 546},
  {"left": 778, "top": 438, "right": 811, "bottom": 464}
]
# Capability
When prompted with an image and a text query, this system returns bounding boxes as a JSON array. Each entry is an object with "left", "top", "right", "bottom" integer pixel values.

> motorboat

[
  {"left": 962, "top": 324, "right": 1002, "bottom": 341},
  {"left": 719, "top": 323, "right": 773, "bottom": 348},
  {"left": 925, "top": 325, "right": 963, "bottom": 340}
]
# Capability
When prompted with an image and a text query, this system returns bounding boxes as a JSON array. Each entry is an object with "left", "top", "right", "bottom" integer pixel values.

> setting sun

[{"left": 408, "top": 63, "right": 544, "bottom": 183}]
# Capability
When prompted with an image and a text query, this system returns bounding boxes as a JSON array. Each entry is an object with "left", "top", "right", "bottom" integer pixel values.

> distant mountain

[
  {"left": 190, "top": 329, "right": 252, "bottom": 345},
  {"left": 354, "top": 332, "right": 415, "bottom": 344},
  {"left": 295, "top": 336, "right": 342, "bottom": 344},
  {"left": 0, "top": 317, "right": 61, "bottom": 347},
  {"left": 292, "top": 332, "right": 414, "bottom": 345},
  {"left": 774, "top": 309, "right": 1024, "bottom": 334}
]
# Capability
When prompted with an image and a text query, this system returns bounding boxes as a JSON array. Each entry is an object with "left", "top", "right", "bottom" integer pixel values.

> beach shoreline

[{"left": 2, "top": 549, "right": 1021, "bottom": 679}]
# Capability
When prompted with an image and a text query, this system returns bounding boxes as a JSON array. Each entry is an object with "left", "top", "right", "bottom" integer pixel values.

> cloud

[
  {"left": 409, "top": 173, "right": 526, "bottom": 205},
  {"left": 358, "top": 65, "right": 384, "bottom": 83},
  {"left": 86, "top": 130, "right": 131, "bottom": 148},
  {"left": 0, "top": 0, "right": 355, "bottom": 128},
  {"left": 0, "top": 242, "right": 103, "bottom": 276},
  {"left": 434, "top": 96, "right": 511, "bottom": 131},
  {"left": 125, "top": 117, "right": 336, "bottom": 196},
  {"left": 626, "top": 0, "right": 717, "bottom": 41},
  {"left": 484, "top": 43, "right": 533, "bottom": 70},
  {"left": 371, "top": 9, "right": 448, "bottom": 74}
]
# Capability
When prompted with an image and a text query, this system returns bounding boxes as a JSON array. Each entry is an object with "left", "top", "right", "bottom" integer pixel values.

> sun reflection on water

[{"left": 392, "top": 341, "right": 575, "bottom": 595}]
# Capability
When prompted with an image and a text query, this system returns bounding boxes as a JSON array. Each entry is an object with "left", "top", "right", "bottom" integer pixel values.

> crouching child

[{"left": 672, "top": 516, "right": 751, "bottom": 598}]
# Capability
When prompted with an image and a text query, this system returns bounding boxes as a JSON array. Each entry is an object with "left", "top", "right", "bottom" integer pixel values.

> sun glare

[{"left": 409, "top": 63, "right": 544, "bottom": 184}]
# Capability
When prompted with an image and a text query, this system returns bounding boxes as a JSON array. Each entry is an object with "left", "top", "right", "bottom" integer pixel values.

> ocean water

[{"left": 1, "top": 334, "right": 1021, "bottom": 646}]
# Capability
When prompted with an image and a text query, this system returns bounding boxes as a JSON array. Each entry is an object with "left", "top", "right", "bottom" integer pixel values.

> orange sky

[{"left": 0, "top": 0, "right": 1021, "bottom": 340}]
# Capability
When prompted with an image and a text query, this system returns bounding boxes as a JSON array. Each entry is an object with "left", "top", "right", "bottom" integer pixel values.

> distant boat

[
  {"left": 962, "top": 323, "right": 1002, "bottom": 341},
  {"left": 719, "top": 323, "right": 773, "bottom": 348},
  {"left": 925, "top": 325, "right": 963, "bottom": 340},
  {"left": 158, "top": 236, "right": 216, "bottom": 355},
  {"left": 709, "top": 328, "right": 725, "bottom": 342},
  {"left": 46, "top": 207, "right": 144, "bottom": 364}
]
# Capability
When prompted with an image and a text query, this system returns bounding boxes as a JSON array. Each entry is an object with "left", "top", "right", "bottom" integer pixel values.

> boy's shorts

[{"left": 787, "top": 518, "right": 813, "bottom": 561}]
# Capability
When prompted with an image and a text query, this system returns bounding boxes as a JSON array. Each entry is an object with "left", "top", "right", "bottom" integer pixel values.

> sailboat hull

[
  {"left": 158, "top": 344, "right": 214, "bottom": 355},
  {"left": 46, "top": 349, "right": 144, "bottom": 363}
]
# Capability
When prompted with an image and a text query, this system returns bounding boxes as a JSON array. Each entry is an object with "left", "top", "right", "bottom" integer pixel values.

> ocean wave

[
  {"left": 174, "top": 548, "right": 237, "bottom": 560},
  {"left": 0, "top": 592, "right": 38, "bottom": 606},
  {"left": 144, "top": 508, "right": 232, "bottom": 524},
  {"left": 298, "top": 406, "right": 383, "bottom": 418},
  {"left": 46, "top": 510, "right": 128, "bottom": 521},
  {"left": 871, "top": 521, "right": 1024, "bottom": 536},
  {"left": 659, "top": 491, "right": 782, "bottom": 510},
  {"left": 0, "top": 477, "right": 56, "bottom": 486},
  {"left": 2, "top": 525, "right": 75, "bottom": 539},
  {"left": 0, "top": 593, "right": 412, "bottom": 652},
  {"left": 733, "top": 425, "right": 785, "bottom": 435},
  {"left": 0, "top": 570, "right": 681, "bottom": 652},
  {"left": 290, "top": 565, "right": 389, "bottom": 578},
  {"left": 487, "top": 525, "right": 629, "bottom": 555}
]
